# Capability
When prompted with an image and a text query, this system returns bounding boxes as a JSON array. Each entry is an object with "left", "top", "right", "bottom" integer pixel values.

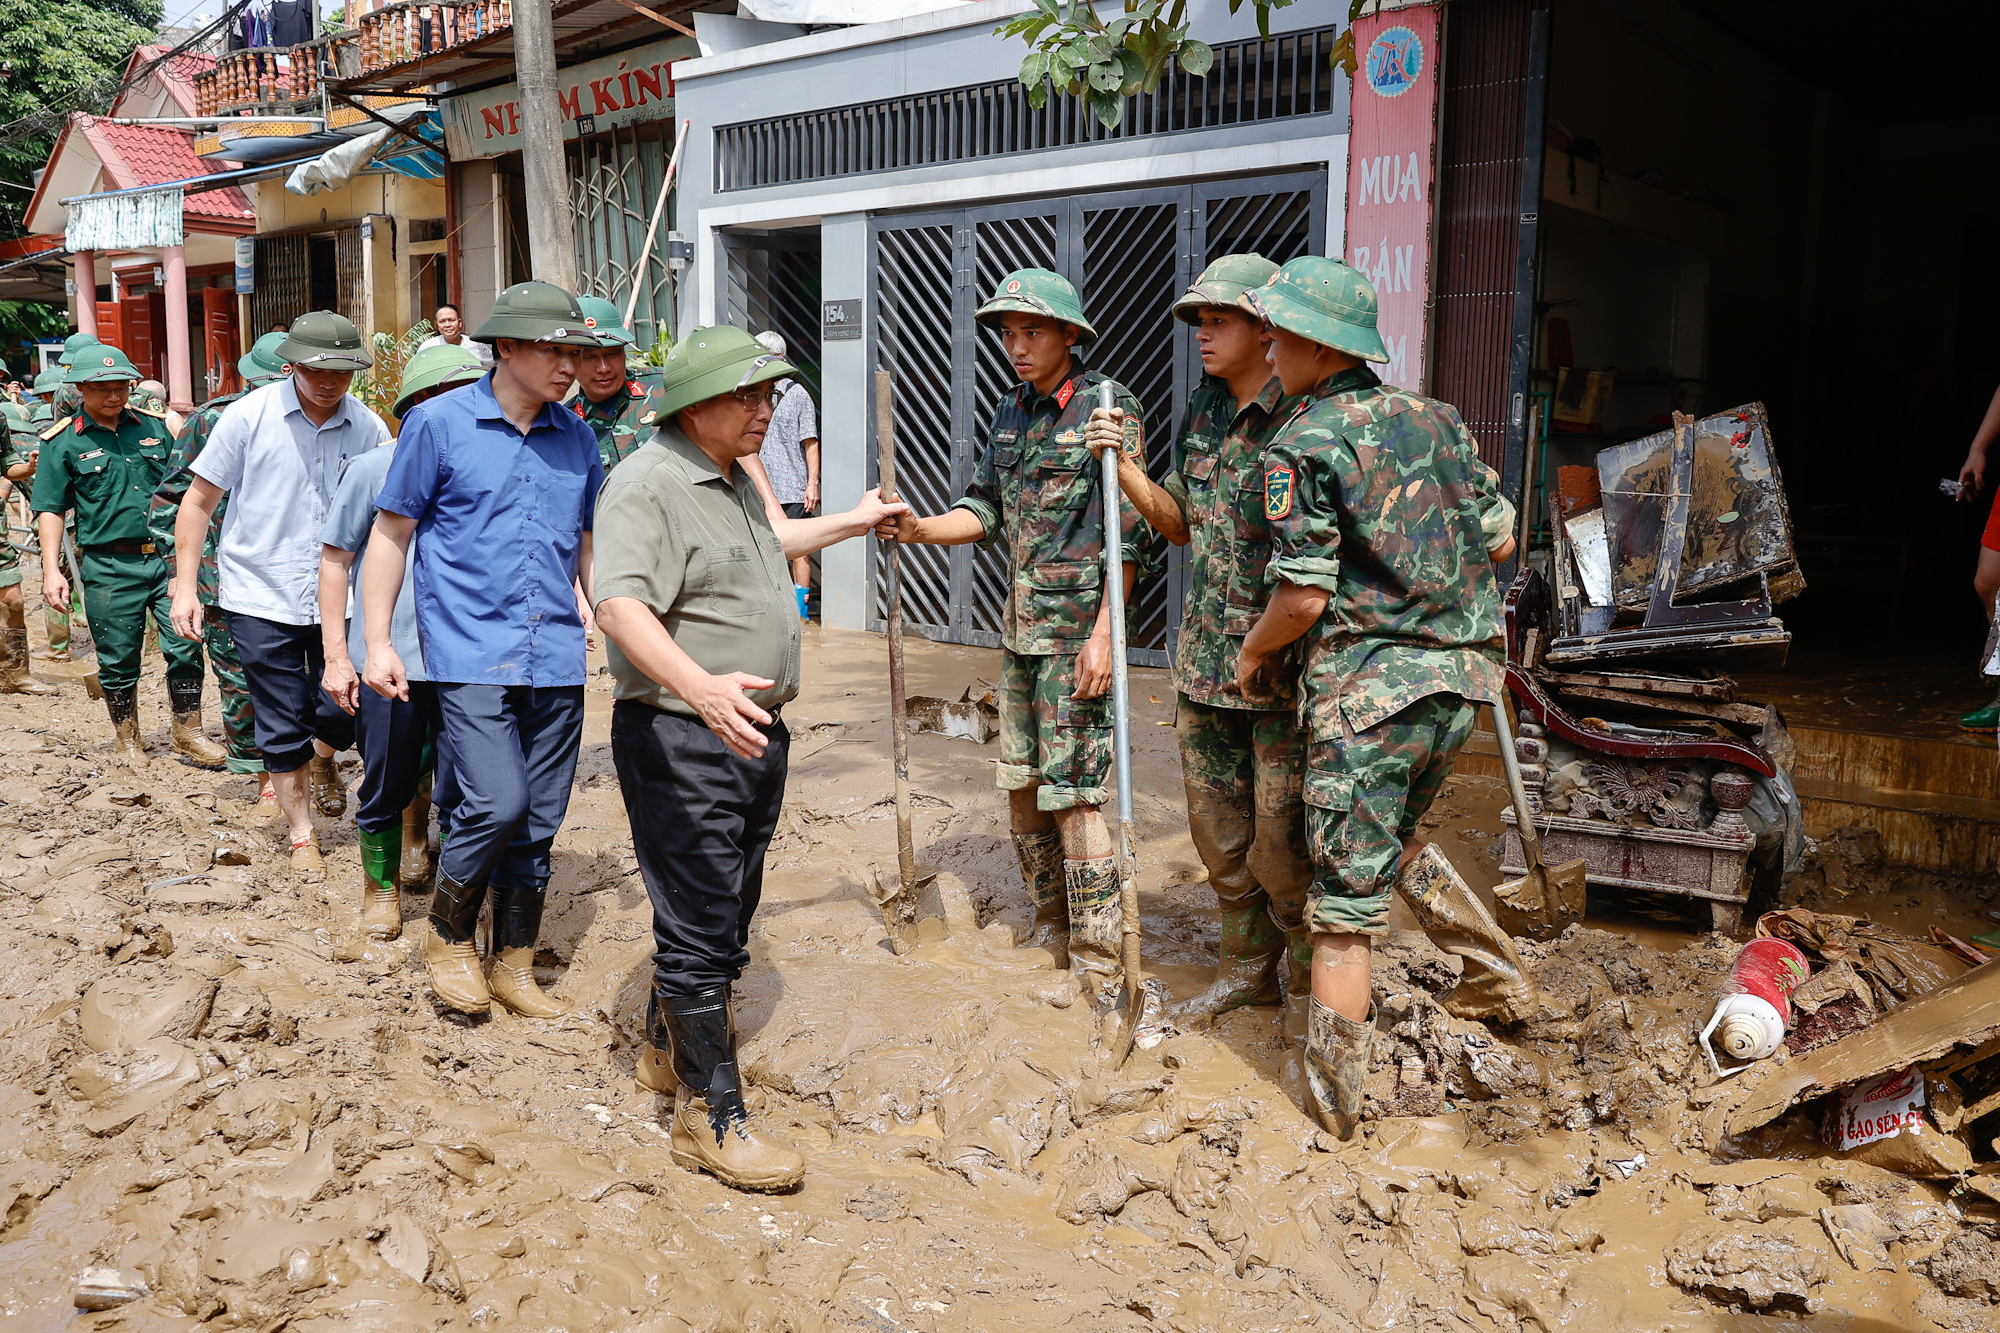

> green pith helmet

[
  {"left": 394, "top": 343, "right": 485, "bottom": 416},
  {"left": 654, "top": 326, "right": 797, "bottom": 420},
  {"left": 1240, "top": 256, "right": 1390, "bottom": 364},
  {"left": 276, "top": 310, "right": 372, "bottom": 370},
  {"left": 975, "top": 267, "right": 1096, "bottom": 343},
  {"left": 1, "top": 399, "right": 25, "bottom": 425},
  {"left": 238, "top": 331, "right": 291, "bottom": 384},
  {"left": 575, "top": 295, "right": 634, "bottom": 347},
  {"left": 57, "top": 332, "right": 103, "bottom": 366},
  {"left": 63, "top": 346, "right": 141, "bottom": 384},
  {"left": 471, "top": 281, "right": 601, "bottom": 346},
  {"left": 1174, "top": 253, "right": 1280, "bottom": 326},
  {"left": 30, "top": 403, "right": 51, "bottom": 424},
  {"left": 33, "top": 368, "right": 61, "bottom": 395}
]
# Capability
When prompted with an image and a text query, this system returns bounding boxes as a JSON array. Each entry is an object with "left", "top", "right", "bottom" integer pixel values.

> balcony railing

[{"left": 358, "top": 0, "right": 513, "bottom": 74}]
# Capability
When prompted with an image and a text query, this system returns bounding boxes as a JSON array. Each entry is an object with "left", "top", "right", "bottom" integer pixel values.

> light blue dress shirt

[{"left": 320, "top": 442, "right": 425, "bottom": 680}]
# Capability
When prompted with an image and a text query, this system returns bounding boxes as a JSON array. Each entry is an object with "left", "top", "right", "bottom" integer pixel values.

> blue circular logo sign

[{"left": 1365, "top": 26, "right": 1425, "bottom": 98}]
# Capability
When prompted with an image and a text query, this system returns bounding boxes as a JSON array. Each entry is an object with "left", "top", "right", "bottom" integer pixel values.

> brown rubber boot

[
  {"left": 1169, "top": 900, "right": 1284, "bottom": 1026},
  {"left": 398, "top": 792, "right": 434, "bottom": 887},
  {"left": 637, "top": 1043, "right": 678, "bottom": 1093},
  {"left": 308, "top": 753, "right": 346, "bottom": 817},
  {"left": 662, "top": 987, "right": 803, "bottom": 1192},
  {"left": 166, "top": 678, "right": 227, "bottom": 769},
  {"left": 1013, "top": 828, "right": 1068, "bottom": 967},
  {"left": 1303, "top": 997, "right": 1374, "bottom": 1141},
  {"left": 0, "top": 627, "right": 56, "bottom": 695},
  {"left": 1398, "top": 843, "right": 1540, "bottom": 1024},
  {"left": 489, "top": 947, "right": 567, "bottom": 1017},
  {"left": 1064, "top": 855, "right": 1124, "bottom": 1008},
  {"left": 104, "top": 687, "right": 147, "bottom": 768},
  {"left": 1281, "top": 928, "right": 1313, "bottom": 1048},
  {"left": 425, "top": 872, "right": 492, "bottom": 1014}
]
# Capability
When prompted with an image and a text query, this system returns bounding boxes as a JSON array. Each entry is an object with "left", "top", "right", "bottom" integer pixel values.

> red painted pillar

[
  {"left": 163, "top": 244, "right": 194, "bottom": 412},
  {"left": 74, "top": 250, "right": 98, "bottom": 336}
]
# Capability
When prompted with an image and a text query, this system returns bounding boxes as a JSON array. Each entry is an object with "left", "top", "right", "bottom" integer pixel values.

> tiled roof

[
  {"left": 73, "top": 118, "right": 253, "bottom": 221},
  {"left": 125, "top": 44, "right": 216, "bottom": 117}
]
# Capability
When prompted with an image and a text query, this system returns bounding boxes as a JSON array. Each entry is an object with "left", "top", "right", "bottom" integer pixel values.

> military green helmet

[
  {"left": 472, "top": 281, "right": 601, "bottom": 346},
  {"left": 394, "top": 343, "right": 486, "bottom": 416},
  {"left": 975, "top": 268, "right": 1096, "bottom": 343},
  {"left": 1, "top": 399, "right": 25, "bottom": 426},
  {"left": 64, "top": 346, "right": 141, "bottom": 384},
  {"left": 30, "top": 403, "right": 52, "bottom": 424},
  {"left": 1174, "top": 253, "right": 1280, "bottom": 326},
  {"left": 276, "top": 310, "right": 372, "bottom": 371},
  {"left": 32, "top": 368, "right": 62, "bottom": 395},
  {"left": 57, "top": 331, "right": 103, "bottom": 366},
  {"left": 574, "top": 295, "right": 634, "bottom": 348},
  {"left": 238, "top": 331, "right": 291, "bottom": 384},
  {"left": 1240, "top": 256, "right": 1390, "bottom": 364},
  {"left": 653, "top": 326, "right": 797, "bottom": 420}
]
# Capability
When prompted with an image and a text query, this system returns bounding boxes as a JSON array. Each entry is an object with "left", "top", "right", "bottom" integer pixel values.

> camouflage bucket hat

[
  {"left": 975, "top": 268, "right": 1096, "bottom": 343},
  {"left": 575, "top": 295, "right": 634, "bottom": 348},
  {"left": 237, "top": 331, "right": 291, "bottom": 384},
  {"left": 1173, "top": 253, "right": 1280, "bottom": 326},
  {"left": 653, "top": 326, "right": 797, "bottom": 420},
  {"left": 395, "top": 343, "right": 486, "bottom": 416},
  {"left": 57, "top": 332, "right": 103, "bottom": 366},
  {"left": 1240, "top": 257, "right": 1390, "bottom": 364},
  {"left": 472, "top": 281, "right": 602, "bottom": 346},
  {"left": 64, "top": 346, "right": 142, "bottom": 384},
  {"left": 276, "top": 310, "right": 373, "bottom": 371}
]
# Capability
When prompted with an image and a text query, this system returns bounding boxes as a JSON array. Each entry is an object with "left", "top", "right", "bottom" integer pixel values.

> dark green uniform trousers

[{"left": 77, "top": 549, "right": 202, "bottom": 692}]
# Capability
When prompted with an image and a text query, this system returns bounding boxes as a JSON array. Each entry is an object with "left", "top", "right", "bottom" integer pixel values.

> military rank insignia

[
  {"left": 627, "top": 380, "right": 644, "bottom": 397},
  {"left": 1265, "top": 463, "right": 1294, "bottom": 519}
]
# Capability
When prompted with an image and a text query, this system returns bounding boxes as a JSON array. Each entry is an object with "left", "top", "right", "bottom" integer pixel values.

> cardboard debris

[
  {"left": 907, "top": 683, "right": 999, "bottom": 744},
  {"left": 1756, "top": 909, "right": 1972, "bottom": 1009}
]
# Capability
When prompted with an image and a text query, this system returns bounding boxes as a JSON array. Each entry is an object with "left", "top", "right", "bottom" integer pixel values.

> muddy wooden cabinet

[{"left": 1500, "top": 406, "right": 1804, "bottom": 934}]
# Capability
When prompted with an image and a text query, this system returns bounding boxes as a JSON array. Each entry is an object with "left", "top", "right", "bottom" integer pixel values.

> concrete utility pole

[{"left": 513, "top": 0, "right": 579, "bottom": 291}]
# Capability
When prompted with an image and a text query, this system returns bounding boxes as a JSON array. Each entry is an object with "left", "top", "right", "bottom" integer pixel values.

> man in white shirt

[
  {"left": 168, "top": 311, "right": 387, "bottom": 879},
  {"left": 417, "top": 303, "right": 494, "bottom": 370}
]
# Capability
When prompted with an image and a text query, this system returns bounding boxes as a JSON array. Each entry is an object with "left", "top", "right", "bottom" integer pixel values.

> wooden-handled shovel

[
  {"left": 1490, "top": 692, "right": 1587, "bottom": 940},
  {"left": 867, "top": 371, "right": 947, "bottom": 954}
]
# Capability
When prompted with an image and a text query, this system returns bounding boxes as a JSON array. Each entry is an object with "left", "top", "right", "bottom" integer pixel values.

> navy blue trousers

[
  {"left": 226, "top": 612, "right": 355, "bottom": 773},
  {"left": 355, "top": 680, "right": 439, "bottom": 834},
  {"left": 433, "top": 683, "right": 584, "bottom": 894}
]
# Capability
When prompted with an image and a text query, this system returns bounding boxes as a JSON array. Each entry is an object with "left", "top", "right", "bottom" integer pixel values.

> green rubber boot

[
  {"left": 1961, "top": 688, "right": 2000, "bottom": 733},
  {"left": 1169, "top": 901, "right": 1284, "bottom": 1025},
  {"left": 1281, "top": 927, "right": 1313, "bottom": 1048},
  {"left": 357, "top": 826, "right": 403, "bottom": 940}
]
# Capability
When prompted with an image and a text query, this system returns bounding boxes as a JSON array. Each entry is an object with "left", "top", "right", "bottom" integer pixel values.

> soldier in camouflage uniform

[
  {"left": 148, "top": 333, "right": 291, "bottom": 789},
  {"left": 26, "top": 401, "right": 83, "bottom": 658},
  {"left": 0, "top": 408, "right": 57, "bottom": 694},
  {"left": 570, "top": 296, "right": 667, "bottom": 471},
  {"left": 1085, "top": 253, "right": 1318, "bottom": 1031},
  {"left": 894, "top": 268, "right": 1153, "bottom": 1013},
  {"left": 1234, "top": 256, "right": 1537, "bottom": 1139}
]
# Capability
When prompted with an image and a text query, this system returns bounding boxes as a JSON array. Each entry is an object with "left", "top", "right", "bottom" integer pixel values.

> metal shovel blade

[
  {"left": 868, "top": 863, "right": 944, "bottom": 956},
  {"left": 1492, "top": 854, "right": 1588, "bottom": 943}
]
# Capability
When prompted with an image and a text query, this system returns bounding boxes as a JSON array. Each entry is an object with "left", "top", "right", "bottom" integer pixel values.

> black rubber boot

[
  {"left": 165, "top": 677, "right": 227, "bottom": 769},
  {"left": 489, "top": 882, "right": 564, "bottom": 1017},
  {"left": 636, "top": 984, "right": 679, "bottom": 1094},
  {"left": 428, "top": 869, "right": 486, "bottom": 944},
  {"left": 103, "top": 686, "right": 146, "bottom": 767},
  {"left": 663, "top": 987, "right": 803, "bottom": 1191},
  {"left": 423, "top": 871, "right": 491, "bottom": 1014}
]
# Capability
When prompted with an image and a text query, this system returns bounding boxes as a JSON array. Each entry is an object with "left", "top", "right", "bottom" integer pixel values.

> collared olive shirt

[
  {"left": 593, "top": 424, "right": 800, "bottom": 718},
  {"left": 31, "top": 407, "right": 174, "bottom": 547}
]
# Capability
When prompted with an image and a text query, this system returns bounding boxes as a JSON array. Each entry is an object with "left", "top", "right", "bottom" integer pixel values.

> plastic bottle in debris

[{"left": 1701, "top": 937, "right": 1812, "bottom": 1076}]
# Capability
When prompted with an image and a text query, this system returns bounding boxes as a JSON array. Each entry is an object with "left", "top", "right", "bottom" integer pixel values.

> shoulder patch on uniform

[
  {"left": 135, "top": 406, "right": 168, "bottom": 420},
  {"left": 571, "top": 401, "right": 588, "bottom": 419},
  {"left": 627, "top": 380, "right": 644, "bottom": 397},
  {"left": 39, "top": 417, "right": 71, "bottom": 442},
  {"left": 993, "top": 429, "right": 1018, "bottom": 444},
  {"left": 1264, "top": 463, "right": 1294, "bottom": 520}
]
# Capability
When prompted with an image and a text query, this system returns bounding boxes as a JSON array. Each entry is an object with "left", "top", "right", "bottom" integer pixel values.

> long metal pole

[
  {"left": 1100, "top": 383, "right": 1143, "bottom": 1064},
  {"left": 622, "top": 118, "right": 692, "bottom": 332},
  {"left": 876, "top": 372, "right": 917, "bottom": 895},
  {"left": 513, "top": 0, "right": 579, "bottom": 289}
]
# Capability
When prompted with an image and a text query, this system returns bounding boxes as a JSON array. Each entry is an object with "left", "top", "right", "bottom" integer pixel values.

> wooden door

[
  {"left": 119, "top": 296, "right": 156, "bottom": 379},
  {"left": 95, "top": 302, "right": 127, "bottom": 363},
  {"left": 203, "top": 287, "right": 240, "bottom": 398}
]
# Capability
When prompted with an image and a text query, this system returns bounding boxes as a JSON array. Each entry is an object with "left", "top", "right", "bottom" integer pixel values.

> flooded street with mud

[{"left": 2, "top": 623, "right": 1998, "bottom": 1332}]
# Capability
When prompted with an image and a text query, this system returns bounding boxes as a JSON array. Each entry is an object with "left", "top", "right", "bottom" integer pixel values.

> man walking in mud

[
  {"left": 594, "top": 326, "right": 905, "bottom": 1192},
  {"left": 361, "top": 281, "right": 604, "bottom": 1021},
  {"left": 1233, "top": 257, "right": 1537, "bottom": 1139},
  {"left": 892, "top": 269, "right": 1152, "bottom": 1018},
  {"left": 34, "top": 346, "right": 227, "bottom": 770},
  {"left": 1085, "top": 254, "right": 1317, "bottom": 1035}
]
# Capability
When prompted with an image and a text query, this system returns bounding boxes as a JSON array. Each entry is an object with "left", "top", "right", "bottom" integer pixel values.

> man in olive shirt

[
  {"left": 595, "top": 325, "right": 905, "bottom": 1194},
  {"left": 33, "top": 347, "right": 225, "bottom": 767}
]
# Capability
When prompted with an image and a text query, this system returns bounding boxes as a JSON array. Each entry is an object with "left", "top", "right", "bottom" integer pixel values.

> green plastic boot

[
  {"left": 357, "top": 826, "right": 403, "bottom": 940},
  {"left": 1961, "top": 688, "right": 2000, "bottom": 733},
  {"left": 1169, "top": 901, "right": 1284, "bottom": 1025}
]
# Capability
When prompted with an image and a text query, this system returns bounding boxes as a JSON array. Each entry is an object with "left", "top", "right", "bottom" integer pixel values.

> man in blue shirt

[
  {"left": 319, "top": 344, "right": 487, "bottom": 942},
  {"left": 361, "top": 282, "right": 604, "bottom": 1018}
]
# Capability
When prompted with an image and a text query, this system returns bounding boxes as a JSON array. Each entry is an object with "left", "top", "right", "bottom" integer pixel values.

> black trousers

[
  {"left": 611, "top": 700, "right": 789, "bottom": 998},
  {"left": 226, "top": 612, "right": 355, "bottom": 773},
  {"left": 354, "top": 680, "right": 439, "bottom": 833}
]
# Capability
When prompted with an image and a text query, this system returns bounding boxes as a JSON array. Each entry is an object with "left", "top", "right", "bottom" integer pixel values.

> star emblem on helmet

[
  {"left": 1007, "top": 280, "right": 1021, "bottom": 293},
  {"left": 584, "top": 317, "right": 598, "bottom": 328},
  {"left": 104, "top": 356, "right": 115, "bottom": 366}
]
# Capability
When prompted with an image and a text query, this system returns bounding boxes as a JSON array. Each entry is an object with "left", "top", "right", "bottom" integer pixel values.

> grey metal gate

[
  {"left": 722, "top": 229, "right": 825, "bottom": 397},
  {"left": 567, "top": 120, "right": 679, "bottom": 349},
  {"left": 868, "top": 170, "right": 1327, "bottom": 665}
]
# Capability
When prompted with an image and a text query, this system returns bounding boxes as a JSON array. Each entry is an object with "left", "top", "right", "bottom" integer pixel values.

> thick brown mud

[{"left": 0, "top": 617, "right": 1995, "bottom": 1331}]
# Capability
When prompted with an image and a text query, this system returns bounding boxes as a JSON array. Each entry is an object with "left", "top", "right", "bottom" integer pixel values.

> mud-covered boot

[
  {"left": 1281, "top": 928, "right": 1313, "bottom": 1049},
  {"left": 663, "top": 987, "right": 804, "bottom": 1192},
  {"left": 637, "top": 987, "right": 679, "bottom": 1095},
  {"left": 166, "top": 678, "right": 228, "bottom": 769},
  {"left": 40, "top": 604, "right": 68, "bottom": 660},
  {"left": 1170, "top": 900, "right": 1284, "bottom": 1026},
  {"left": 398, "top": 791, "right": 434, "bottom": 887},
  {"left": 424, "top": 871, "right": 491, "bottom": 1014},
  {"left": 488, "top": 882, "right": 566, "bottom": 1017},
  {"left": 1303, "top": 997, "right": 1374, "bottom": 1140},
  {"left": 1013, "top": 828, "right": 1068, "bottom": 967},
  {"left": 1398, "top": 843, "right": 1539, "bottom": 1024},
  {"left": 1065, "top": 855, "right": 1125, "bottom": 1009},
  {"left": 356, "top": 825, "right": 402, "bottom": 940},
  {"left": 0, "top": 627, "right": 56, "bottom": 695},
  {"left": 103, "top": 686, "right": 147, "bottom": 768},
  {"left": 308, "top": 752, "right": 346, "bottom": 817}
]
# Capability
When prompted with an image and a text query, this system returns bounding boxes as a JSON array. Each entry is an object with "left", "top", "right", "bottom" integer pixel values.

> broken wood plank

[
  {"left": 1550, "top": 684, "right": 1769, "bottom": 727},
  {"left": 1537, "top": 669, "right": 1737, "bottom": 701}
]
